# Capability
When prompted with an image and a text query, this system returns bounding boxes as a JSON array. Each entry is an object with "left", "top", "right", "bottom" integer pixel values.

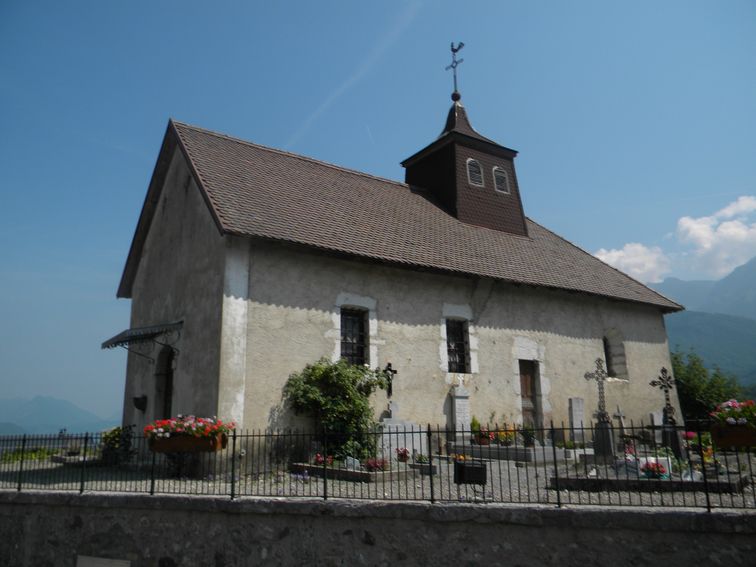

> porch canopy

[{"left": 101, "top": 321, "right": 183, "bottom": 349}]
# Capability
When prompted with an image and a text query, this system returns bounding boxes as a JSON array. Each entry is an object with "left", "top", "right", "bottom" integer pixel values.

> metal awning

[{"left": 101, "top": 321, "right": 183, "bottom": 349}]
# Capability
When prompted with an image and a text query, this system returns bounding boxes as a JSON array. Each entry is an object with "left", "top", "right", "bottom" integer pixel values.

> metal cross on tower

[
  {"left": 585, "top": 358, "right": 610, "bottom": 423},
  {"left": 445, "top": 42, "right": 465, "bottom": 100},
  {"left": 650, "top": 367, "right": 677, "bottom": 425}
]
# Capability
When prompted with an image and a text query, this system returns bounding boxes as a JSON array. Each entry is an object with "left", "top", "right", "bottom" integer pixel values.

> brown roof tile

[{"left": 131, "top": 120, "right": 681, "bottom": 312}]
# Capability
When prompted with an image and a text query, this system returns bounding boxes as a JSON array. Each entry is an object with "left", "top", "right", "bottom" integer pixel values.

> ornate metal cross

[
  {"left": 585, "top": 358, "right": 610, "bottom": 423},
  {"left": 445, "top": 42, "right": 465, "bottom": 97},
  {"left": 650, "top": 367, "right": 677, "bottom": 425}
]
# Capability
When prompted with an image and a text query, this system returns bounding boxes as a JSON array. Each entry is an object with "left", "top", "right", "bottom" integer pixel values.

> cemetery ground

[{"left": 1, "top": 426, "right": 755, "bottom": 512}]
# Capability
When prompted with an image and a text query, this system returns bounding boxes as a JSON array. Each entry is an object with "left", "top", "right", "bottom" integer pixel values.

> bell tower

[{"left": 401, "top": 43, "right": 528, "bottom": 236}]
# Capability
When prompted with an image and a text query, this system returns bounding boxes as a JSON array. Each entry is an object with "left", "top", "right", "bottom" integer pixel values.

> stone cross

[
  {"left": 613, "top": 405, "right": 627, "bottom": 438},
  {"left": 649, "top": 367, "right": 676, "bottom": 425},
  {"left": 584, "top": 358, "right": 610, "bottom": 423}
]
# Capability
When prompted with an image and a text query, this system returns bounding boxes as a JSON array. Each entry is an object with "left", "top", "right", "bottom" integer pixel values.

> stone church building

[{"left": 104, "top": 93, "right": 682, "bottom": 433}]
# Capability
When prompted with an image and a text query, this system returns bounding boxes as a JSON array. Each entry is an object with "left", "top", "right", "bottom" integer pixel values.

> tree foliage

[
  {"left": 283, "top": 358, "right": 389, "bottom": 458},
  {"left": 672, "top": 350, "right": 742, "bottom": 422}
]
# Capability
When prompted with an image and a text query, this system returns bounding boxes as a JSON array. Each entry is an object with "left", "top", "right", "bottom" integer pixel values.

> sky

[{"left": 1, "top": 1, "right": 755, "bottom": 418}]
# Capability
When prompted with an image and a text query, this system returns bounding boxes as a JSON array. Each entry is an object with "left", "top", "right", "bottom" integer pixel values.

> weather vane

[{"left": 445, "top": 42, "right": 464, "bottom": 101}]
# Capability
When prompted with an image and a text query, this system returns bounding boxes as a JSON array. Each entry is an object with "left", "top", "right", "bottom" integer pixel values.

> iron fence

[{"left": 0, "top": 422, "right": 754, "bottom": 511}]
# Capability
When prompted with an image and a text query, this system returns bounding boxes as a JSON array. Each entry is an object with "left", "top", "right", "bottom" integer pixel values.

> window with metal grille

[
  {"left": 341, "top": 308, "right": 368, "bottom": 366},
  {"left": 493, "top": 166, "right": 510, "bottom": 193},
  {"left": 446, "top": 319, "right": 469, "bottom": 373},
  {"left": 466, "top": 158, "right": 484, "bottom": 186}
]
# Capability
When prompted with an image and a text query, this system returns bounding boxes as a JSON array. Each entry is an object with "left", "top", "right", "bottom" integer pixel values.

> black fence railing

[{"left": 1, "top": 422, "right": 754, "bottom": 511}]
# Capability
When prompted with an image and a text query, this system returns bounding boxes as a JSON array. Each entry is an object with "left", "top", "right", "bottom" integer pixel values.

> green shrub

[{"left": 283, "top": 358, "right": 389, "bottom": 460}]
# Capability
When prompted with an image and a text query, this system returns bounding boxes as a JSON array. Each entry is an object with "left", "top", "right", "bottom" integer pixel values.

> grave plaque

[
  {"left": 568, "top": 397, "right": 585, "bottom": 443},
  {"left": 450, "top": 384, "right": 471, "bottom": 442}
]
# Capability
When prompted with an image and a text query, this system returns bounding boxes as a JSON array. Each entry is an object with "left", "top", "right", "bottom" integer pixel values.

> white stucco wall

[
  {"left": 122, "top": 148, "right": 226, "bottom": 429},
  {"left": 230, "top": 242, "right": 677, "bottom": 430}
]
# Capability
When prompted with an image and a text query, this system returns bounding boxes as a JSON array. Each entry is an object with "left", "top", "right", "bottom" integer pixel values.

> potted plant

[
  {"left": 313, "top": 453, "right": 334, "bottom": 466},
  {"left": 496, "top": 428, "right": 516, "bottom": 447},
  {"left": 520, "top": 425, "right": 536, "bottom": 447},
  {"left": 453, "top": 454, "right": 487, "bottom": 485},
  {"left": 363, "top": 457, "right": 389, "bottom": 472},
  {"left": 144, "top": 415, "right": 236, "bottom": 453},
  {"left": 641, "top": 461, "right": 669, "bottom": 480},
  {"left": 409, "top": 453, "right": 437, "bottom": 475},
  {"left": 395, "top": 447, "right": 410, "bottom": 463},
  {"left": 710, "top": 399, "right": 756, "bottom": 448}
]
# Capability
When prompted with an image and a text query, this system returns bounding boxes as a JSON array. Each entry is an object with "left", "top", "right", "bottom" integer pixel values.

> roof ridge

[
  {"left": 171, "top": 120, "right": 410, "bottom": 191},
  {"left": 526, "top": 217, "right": 684, "bottom": 310}
]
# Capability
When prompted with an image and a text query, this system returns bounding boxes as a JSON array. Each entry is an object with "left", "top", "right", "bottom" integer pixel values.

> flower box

[
  {"left": 711, "top": 425, "right": 756, "bottom": 449},
  {"left": 453, "top": 460, "right": 487, "bottom": 485},
  {"left": 149, "top": 433, "right": 227, "bottom": 453},
  {"left": 408, "top": 462, "right": 437, "bottom": 476}
]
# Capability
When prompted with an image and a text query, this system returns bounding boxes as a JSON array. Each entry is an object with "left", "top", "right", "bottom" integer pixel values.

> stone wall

[
  {"left": 237, "top": 241, "right": 678, "bottom": 430},
  {"left": 124, "top": 147, "right": 226, "bottom": 429},
  {"left": 2, "top": 492, "right": 753, "bottom": 567}
]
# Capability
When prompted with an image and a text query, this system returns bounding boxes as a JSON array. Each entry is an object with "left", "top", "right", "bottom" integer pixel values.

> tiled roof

[{"left": 144, "top": 120, "right": 681, "bottom": 311}]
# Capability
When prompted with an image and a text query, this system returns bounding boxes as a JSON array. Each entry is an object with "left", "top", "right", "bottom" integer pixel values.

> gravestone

[
  {"left": 380, "top": 400, "right": 427, "bottom": 459},
  {"left": 649, "top": 411, "right": 664, "bottom": 444},
  {"left": 344, "top": 456, "right": 361, "bottom": 471},
  {"left": 450, "top": 384, "right": 471, "bottom": 443},
  {"left": 568, "top": 397, "right": 585, "bottom": 443}
]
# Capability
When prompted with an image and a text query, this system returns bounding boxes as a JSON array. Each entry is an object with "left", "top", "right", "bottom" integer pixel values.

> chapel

[{"left": 104, "top": 70, "right": 682, "bottom": 433}]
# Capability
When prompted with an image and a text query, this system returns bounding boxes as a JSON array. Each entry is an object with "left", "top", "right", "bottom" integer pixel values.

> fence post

[
  {"left": 149, "top": 448, "right": 157, "bottom": 496},
  {"left": 427, "top": 424, "right": 435, "bottom": 503},
  {"left": 696, "top": 419, "right": 711, "bottom": 512},
  {"left": 322, "top": 429, "right": 328, "bottom": 501},
  {"left": 79, "top": 433, "right": 89, "bottom": 494},
  {"left": 550, "top": 421, "right": 561, "bottom": 507},
  {"left": 16, "top": 435, "right": 27, "bottom": 492},
  {"left": 230, "top": 429, "right": 237, "bottom": 500}
]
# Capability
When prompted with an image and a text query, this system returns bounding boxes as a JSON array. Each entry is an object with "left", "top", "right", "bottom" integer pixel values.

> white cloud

[
  {"left": 594, "top": 243, "right": 671, "bottom": 283},
  {"left": 676, "top": 195, "right": 756, "bottom": 277}
]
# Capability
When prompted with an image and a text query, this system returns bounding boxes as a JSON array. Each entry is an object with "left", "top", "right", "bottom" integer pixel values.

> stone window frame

[
  {"left": 602, "top": 328, "right": 628, "bottom": 380},
  {"left": 331, "top": 293, "right": 379, "bottom": 366},
  {"left": 466, "top": 158, "right": 484, "bottom": 187},
  {"left": 439, "top": 304, "right": 479, "bottom": 375},
  {"left": 492, "top": 166, "right": 510, "bottom": 194}
]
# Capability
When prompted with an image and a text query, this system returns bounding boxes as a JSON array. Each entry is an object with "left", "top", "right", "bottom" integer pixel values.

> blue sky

[{"left": 1, "top": 1, "right": 755, "bottom": 418}]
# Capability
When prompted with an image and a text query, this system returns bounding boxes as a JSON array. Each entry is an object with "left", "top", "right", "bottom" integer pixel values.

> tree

[
  {"left": 283, "top": 358, "right": 389, "bottom": 459},
  {"left": 672, "top": 349, "right": 742, "bottom": 422}
]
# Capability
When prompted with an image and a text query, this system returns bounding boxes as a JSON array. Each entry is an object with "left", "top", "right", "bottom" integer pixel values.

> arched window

[
  {"left": 493, "top": 166, "right": 510, "bottom": 194},
  {"left": 466, "top": 158, "right": 484, "bottom": 187}
]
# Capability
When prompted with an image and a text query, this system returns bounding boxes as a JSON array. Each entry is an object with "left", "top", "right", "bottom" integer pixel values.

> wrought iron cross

[
  {"left": 585, "top": 358, "right": 610, "bottom": 423},
  {"left": 650, "top": 367, "right": 677, "bottom": 425},
  {"left": 445, "top": 42, "right": 465, "bottom": 98}
]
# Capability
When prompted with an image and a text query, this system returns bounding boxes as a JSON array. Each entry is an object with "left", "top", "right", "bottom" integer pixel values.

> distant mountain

[
  {"left": 665, "top": 311, "right": 756, "bottom": 388},
  {"left": 653, "top": 256, "right": 756, "bottom": 320},
  {"left": 0, "top": 396, "right": 118, "bottom": 434}
]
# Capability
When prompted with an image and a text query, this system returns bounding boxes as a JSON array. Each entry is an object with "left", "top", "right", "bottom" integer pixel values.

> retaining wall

[{"left": 1, "top": 491, "right": 755, "bottom": 566}]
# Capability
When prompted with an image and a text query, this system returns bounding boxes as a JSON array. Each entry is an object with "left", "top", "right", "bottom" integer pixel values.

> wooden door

[{"left": 519, "top": 360, "right": 538, "bottom": 427}]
